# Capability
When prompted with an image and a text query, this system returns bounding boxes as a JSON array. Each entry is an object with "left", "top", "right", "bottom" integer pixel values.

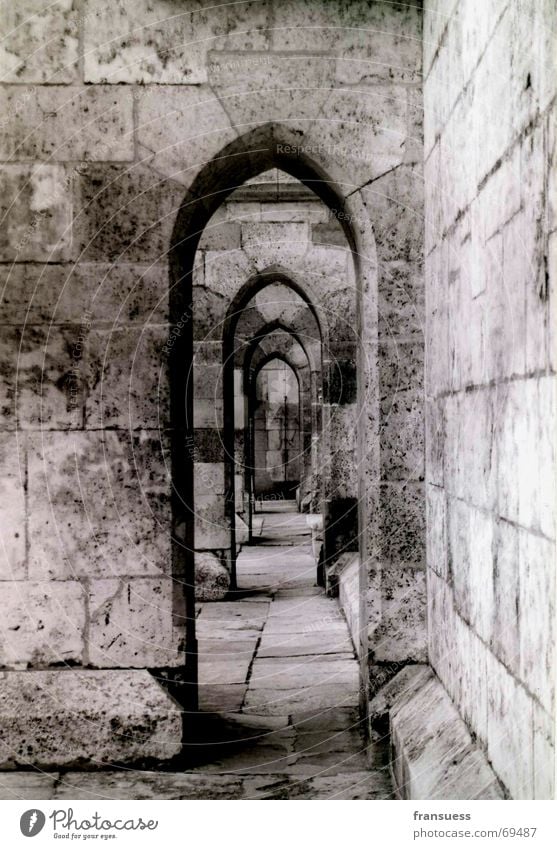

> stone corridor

[{"left": 0, "top": 507, "right": 393, "bottom": 800}]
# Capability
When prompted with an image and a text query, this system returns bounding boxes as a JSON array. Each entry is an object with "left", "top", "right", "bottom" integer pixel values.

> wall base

[
  {"left": 0, "top": 670, "right": 182, "bottom": 769},
  {"left": 369, "top": 666, "right": 505, "bottom": 800}
]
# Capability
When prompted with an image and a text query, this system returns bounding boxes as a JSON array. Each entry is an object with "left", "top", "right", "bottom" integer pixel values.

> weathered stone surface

[
  {"left": 0, "top": 771, "right": 57, "bottom": 800},
  {"left": 73, "top": 164, "right": 183, "bottom": 263},
  {"left": 379, "top": 482, "right": 425, "bottom": 565},
  {"left": 0, "top": 0, "right": 79, "bottom": 83},
  {"left": 55, "top": 771, "right": 243, "bottom": 800},
  {"left": 0, "top": 581, "right": 85, "bottom": 667},
  {"left": 84, "top": 1, "right": 271, "bottom": 84},
  {"left": 0, "top": 262, "right": 169, "bottom": 326},
  {"left": 368, "top": 665, "right": 432, "bottom": 729},
  {"left": 371, "top": 566, "right": 427, "bottom": 663},
  {"left": 0, "top": 165, "right": 72, "bottom": 262},
  {"left": 88, "top": 578, "right": 183, "bottom": 668},
  {"left": 390, "top": 671, "right": 504, "bottom": 800},
  {"left": 0, "top": 87, "right": 134, "bottom": 162},
  {"left": 486, "top": 651, "right": 535, "bottom": 799},
  {"left": 195, "top": 552, "right": 230, "bottom": 602},
  {"left": 0, "top": 433, "right": 26, "bottom": 579},
  {"left": 86, "top": 326, "right": 170, "bottom": 428},
  {"left": 0, "top": 670, "right": 182, "bottom": 767},
  {"left": 28, "top": 431, "right": 171, "bottom": 580}
]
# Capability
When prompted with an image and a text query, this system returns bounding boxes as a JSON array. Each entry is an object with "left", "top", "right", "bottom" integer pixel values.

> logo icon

[{"left": 20, "top": 810, "right": 46, "bottom": 837}]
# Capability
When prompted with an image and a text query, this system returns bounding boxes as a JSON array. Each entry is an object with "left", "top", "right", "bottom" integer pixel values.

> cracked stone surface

[{"left": 0, "top": 508, "right": 393, "bottom": 799}]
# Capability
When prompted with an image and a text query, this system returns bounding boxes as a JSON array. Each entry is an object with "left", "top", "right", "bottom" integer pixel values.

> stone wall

[
  {"left": 424, "top": 0, "right": 556, "bottom": 798},
  {"left": 0, "top": 0, "right": 424, "bottom": 708},
  {"left": 253, "top": 359, "right": 301, "bottom": 497}
]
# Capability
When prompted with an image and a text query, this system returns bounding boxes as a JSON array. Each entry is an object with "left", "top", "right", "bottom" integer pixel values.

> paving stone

[
  {"left": 198, "top": 684, "right": 247, "bottom": 714},
  {"left": 243, "top": 684, "right": 359, "bottom": 716},
  {"left": 55, "top": 772, "right": 243, "bottom": 801},
  {"left": 250, "top": 658, "right": 359, "bottom": 691},
  {"left": 257, "top": 633, "right": 354, "bottom": 658},
  {"left": 0, "top": 771, "right": 58, "bottom": 800}
]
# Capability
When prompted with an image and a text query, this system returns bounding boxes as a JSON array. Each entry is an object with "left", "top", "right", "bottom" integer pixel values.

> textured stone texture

[
  {"left": 424, "top": 0, "right": 556, "bottom": 799},
  {"left": 88, "top": 577, "right": 183, "bottom": 668},
  {"left": 0, "top": 0, "right": 79, "bottom": 83},
  {"left": 0, "top": 581, "right": 85, "bottom": 667},
  {"left": 390, "top": 669, "right": 505, "bottom": 800},
  {"left": 195, "top": 552, "right": 230, "bottom": 602},
  {"left": 0, "top": 0, "right": 426, "bottom": 765},
  {"left": 0, "top": 670, "right": 182, "bottom": 767}
]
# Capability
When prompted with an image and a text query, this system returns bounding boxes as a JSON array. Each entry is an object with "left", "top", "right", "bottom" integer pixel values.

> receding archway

[{"left": 169, "top": 124, "right": 379, "bottom": 711}]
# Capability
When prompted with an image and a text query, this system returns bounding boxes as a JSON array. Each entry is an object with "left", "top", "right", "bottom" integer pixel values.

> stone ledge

[
  {"left": 378, "top": 667, "right": 505, "bottom": 799},
  {"left": 0, "top": 670, "right": 182, "bottom": 769}
]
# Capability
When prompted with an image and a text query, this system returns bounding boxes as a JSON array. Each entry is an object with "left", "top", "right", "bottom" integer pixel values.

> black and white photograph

[{"left": 0, "top": 0, "right": 555, "bottom": 838}]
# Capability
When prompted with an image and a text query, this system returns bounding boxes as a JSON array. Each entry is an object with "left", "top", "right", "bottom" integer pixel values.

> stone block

[
  {"left": 0, "top": 433, "right": 26, "bottom": 579},
  {"left": 370, "top": 566, "right": 427, "bottom": 663},
  {"left": 518, "top": 531, "right": 555, "bottom": 714},
  {"left": 84, "top": 1, "right": 271, "bottom": 84},
  {"left": 380, "top": 388, "right": 424, "bottom": 481},
  {"left": 497, "top": 377, "right": 555, "bottom": 539},
  {"left": 533, "top": 702, "right": 555, "bottom": 800},
  {"left": 86, "top": 326, "right": 169, "bottom": 429},
  {"left": 0, "top": 772, "right": 57, "bottom": 800},
  {"left": 136, "top": 85, "right": 238, "bottom": 184},
  {"left": 0, "top": 86, "right": 134, "bottom": 162},
  {"left": 88, "top": 577, "right": 183, "bottom": 668},
  {"left": 425, "top": 488, "right": 447, "bottom": 586},
  {"left": 0, "top": 0, "right": 79, "bottom": 83},
  {"left": 390, "top": 671, "right": 504, "bottom": 799},
  {"left": 486, "top": 651, "right": 535, "bottom": 799},
  {"left": 379, "top": 260, "right": 424, "bottom": 338},
  {"left": 425, "top": 397, "right": 444, "bottom": 487},
  {"left": 0, "top": 165, "right": 72, "bottom": 262},
  {"left": 0, "top": 581, "right": 84, "bottom": 667},
  {"left": 491, "top": 520, "right": 520, "bottom": 675},
  {"left": 73, "top": 164, "right": 183, "bottom": 263},
  {"left": 361, "top": 164, "right": 424, "bottom": 263},
  {"left": 28, "top": 431, "right": 171, "bottom": 580},
  {"left": 273, "top": 0, "right": 421, "bottom": 83},
  {"left": 194, "top": 463, "right": 225, "bottom": 498},
  {"left": 368, "top": 665, "right": 432, "bottom": 730},
  {"left": 0, "top": 670, "right": 182, "bottom": 767},
  {"left": 16, "top": 325, "right": 89, "bottom": 430},
  {"left": 194, "top": 494, "right": 230, "bottom": 549},
  {"left": 195, "top": 552, "right": 230, "bottom": 602},
  {"left": 199, "top": 220, "right": 241, "bottom": 251},
  {"left": 241, "top": 222, "right": 309, "bottom": 254},
  {"left": 449, "top": 501, "right": 494, "bottom": 643},
  {"left": 0, "top": 262, "right": 169, "bottom": 326},
  {"left": 379, "top": 482, "right": 425, "bottom": 566}
]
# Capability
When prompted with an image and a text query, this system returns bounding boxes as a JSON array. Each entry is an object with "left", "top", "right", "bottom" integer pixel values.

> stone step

[
  {"left": 0, "top": 670, "right": 182, "bottom": 769},
  {"left": 0, "top": 769, "right": 394, "bottom": 800}
]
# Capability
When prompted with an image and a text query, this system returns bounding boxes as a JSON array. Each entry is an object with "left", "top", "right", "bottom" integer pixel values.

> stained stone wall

[
  {"left": 424, "top": 0, "right": 556, "bottom": 799},
  {"left": 0, "top": 0, "right": 424, "bottom": 702}
]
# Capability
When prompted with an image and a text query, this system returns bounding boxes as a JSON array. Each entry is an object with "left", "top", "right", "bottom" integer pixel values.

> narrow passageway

[{"left": 191, "top": 506, "right": 394, "bottom": 799}]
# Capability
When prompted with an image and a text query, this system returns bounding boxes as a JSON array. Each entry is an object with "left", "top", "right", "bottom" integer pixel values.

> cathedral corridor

[{"left": 189, "top": 505, "right": 394, "bottom": 799}]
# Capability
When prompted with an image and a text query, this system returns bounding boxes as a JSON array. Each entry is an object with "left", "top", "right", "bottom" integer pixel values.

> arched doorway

[{"left": 169, "top": 125, "right": 379, "bottom": 711}]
